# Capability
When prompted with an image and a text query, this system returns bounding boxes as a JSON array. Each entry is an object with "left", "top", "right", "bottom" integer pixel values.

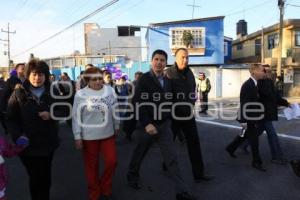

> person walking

[
  {"left": 226, "top": 64, "right": 266, "bottom": 172},
  {"left": 127, "top": 49, "right": 196, "bottom": 200},
  {"left": 165, "top": 48, "right": 214, "bottom": 182},
  {"left": 6, "top": 59, "right": 60, "bottom": 200},
  {"left": 72, "top": 67, "right": 119, "bottom": 200}
]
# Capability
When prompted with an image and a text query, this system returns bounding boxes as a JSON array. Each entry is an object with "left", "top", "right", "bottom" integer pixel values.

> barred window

[
  {"left": 268, "top": 33, "right": 279, "bottom": 49},
  {"left": 170, "top": 27, "right": 205, "bottom": 48},
  {"left": 295, "top": 31, "right": 300, "bottom": 46}
]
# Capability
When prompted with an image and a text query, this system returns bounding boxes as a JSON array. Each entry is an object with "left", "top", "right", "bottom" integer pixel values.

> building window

[
  {"left": 170, "top": 27, "right": 205, "bottom": 48},
  {"left": 237, "top": 43, "right": 243, "bottom": 50},
  {"left": 255, "top": 39, "right": 261, "bottom": 56},
  {"left": 224, "top": 42, "right": 228, "bottom": 56},
  {"left": 295, "top": 31, "right": 300, "bottom": 46},
  {"left": 268, "top": 33, "right": 279, "bottom": 49}
]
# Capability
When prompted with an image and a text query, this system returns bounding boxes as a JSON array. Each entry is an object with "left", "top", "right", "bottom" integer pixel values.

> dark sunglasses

[{"left": 90, "top": 77, "right": 103, "bottom": 81}]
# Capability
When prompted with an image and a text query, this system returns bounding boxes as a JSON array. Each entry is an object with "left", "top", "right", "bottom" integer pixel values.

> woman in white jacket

[{"left": 72, "top": 67, "right": 119, "bottom": 200}]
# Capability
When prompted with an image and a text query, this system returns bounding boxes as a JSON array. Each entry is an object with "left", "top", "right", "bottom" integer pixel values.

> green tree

[{"left": 182, "top": 30, "right": 194, "bottom": 48}]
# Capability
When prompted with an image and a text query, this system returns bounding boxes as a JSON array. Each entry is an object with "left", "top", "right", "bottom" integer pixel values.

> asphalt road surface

[{"left": 3, "top": 104, "right": 300, "bottom": 200}]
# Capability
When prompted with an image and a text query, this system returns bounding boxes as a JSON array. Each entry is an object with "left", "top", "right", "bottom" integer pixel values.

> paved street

[{"left": 4, "top": 103, "right": 300, "bottom": 200}]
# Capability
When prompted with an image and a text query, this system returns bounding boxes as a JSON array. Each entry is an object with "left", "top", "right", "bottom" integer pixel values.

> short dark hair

[
  {"left": 151, "top": 49, "right": 168, "bottom": 61},
  {"left": 15, "top": 63, "right": 25, "bottom": 70},
  {"left": 25, "top": 59, "right": 50, "bottom": 88},
  {"left": 62, "top": 72, "right": 69, "bottom": 77},
  {"left": 85, "top": 64, "right": 94, "bottom": 68},
  {"left": 174, "top": 48, "right": 188, "bottom": 56},
  {"left": 135, "top": 71, "right": 143, "bottom": 76},
  {"left": 83, "top": 67, "right": 102, "bottom": 83}
]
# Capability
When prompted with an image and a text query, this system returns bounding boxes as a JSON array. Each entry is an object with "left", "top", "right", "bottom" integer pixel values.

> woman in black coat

[{"left": 6, "top": 59, "right": 60, "bottom": 200}]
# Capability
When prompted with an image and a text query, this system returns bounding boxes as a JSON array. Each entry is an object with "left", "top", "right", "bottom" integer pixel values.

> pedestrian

[
  {"left": 132, "top": 71, "right": 143, "bottom": 87},
  {"left": 122, "top": 71, "right": 143, "bottom": 141},
  {"left": 57, "top": 72, "right": 76, "bottom": 126},
  {"left": 0, "top": 63, "right": 26, "bottom": 135},
  {"left": 226, "top": 64, "right": 266, "bottom": 172},
  {"left": 275, "top": 76, "right": 284, "bottom": 97},
  {"left": 114, "top": 75, "right": 131, "bottom": 118},
  {"left": 165, "top": 48, "right": 214, "bottom": 182},
  {"left": 72, "top": 67, "right": 119, "bottom": 200},
  {"left": 103, "top": 71, "right": 114, "bottom": 88},
  {"left": 6, "top": 59, "right": 61, "bottom": 200},
  {"left": 127, "top": 49, "right": 196, "bottom": 200},
  {"left": 240, "top": 66, "right": 290, "bottom": 165},
  {"left": 0, "top": 135, "right": 29, "bottom": 200},
  {"left": 196, "top": 72, "right": 211, "bottom": 114}
]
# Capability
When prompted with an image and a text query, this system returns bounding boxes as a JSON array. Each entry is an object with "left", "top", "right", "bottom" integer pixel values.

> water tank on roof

[{"left": 236, "top": 20, "right": 247, "bottom": 37}]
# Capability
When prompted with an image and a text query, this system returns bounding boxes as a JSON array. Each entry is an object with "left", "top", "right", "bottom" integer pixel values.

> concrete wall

[
  {"left": 85, "top": 24, "right": 142, "bottom": 61},
  {"left": 232, "top": 28, "right": 300, "bottom": 66}
]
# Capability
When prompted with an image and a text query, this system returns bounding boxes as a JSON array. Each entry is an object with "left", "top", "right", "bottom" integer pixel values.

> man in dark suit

[
  {"left": 165, "top": 48, "right": 214, "bottom": 182},
  {"left": 127, "top": 50, "right": 196, "bottom": 200},
  {"left": 226, "top": 64, "right": 266, "bottom": 171}
]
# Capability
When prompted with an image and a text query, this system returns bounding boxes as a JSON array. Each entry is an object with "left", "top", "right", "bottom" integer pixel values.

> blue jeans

[
  {"left": 258, "top": 121, "right": 284, "bottom": 160},
  {"left": 241, "top": 121, "right": 283, "bottom": 160}
]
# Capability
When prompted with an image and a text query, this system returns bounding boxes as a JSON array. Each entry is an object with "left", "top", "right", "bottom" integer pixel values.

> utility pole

[
  {"left": 187, "top": 0, "right": 201, "bottom": 19},
  {"left": 1, "top": 23, "right": 16, "bottom": 70},
  {"left": 277, "top": 0, "right": 285, "bottom": 76},
  {"left": 261, "top": 27, "right": 264, "bottom": 64}
]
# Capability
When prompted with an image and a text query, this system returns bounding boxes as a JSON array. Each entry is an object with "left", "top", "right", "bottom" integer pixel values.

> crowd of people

[{"left": 0, "top": 48, "right": 297, "bottom": 200}]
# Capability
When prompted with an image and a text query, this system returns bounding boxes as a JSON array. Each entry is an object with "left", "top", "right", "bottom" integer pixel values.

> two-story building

[
  {"left": 84, "top": 23, "right": 142, "bottom": 62},
  {"left": 232, "top": 19, "right": 300, "bottom": 95},
  {"left": 146, "top": 16, "right": 230, "bottom": 98}
]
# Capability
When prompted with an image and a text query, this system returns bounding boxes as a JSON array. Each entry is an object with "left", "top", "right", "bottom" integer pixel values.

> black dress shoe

[
  {"left": 162, "top": 162, "right": 168, "bottom": 172},
  {"left": 176, "top": 192, "right": 197, "bottom": 200},
  {"left": 226, "top": 147, "right": 237, "bottom": 158},
  {"left": 290, "top": 160, "right": 300, "bottom": 177},
  {"left": 252, "top": 162, "right": 266, "bottom": 172},
  {"left": 194, "top": 175, "right": 215, "bottom": 182}
]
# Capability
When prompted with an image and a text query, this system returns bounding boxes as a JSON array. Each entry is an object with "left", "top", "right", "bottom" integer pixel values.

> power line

[
  {"left": 12, "top": 0, "right": 119, "bottom": 58},
  {"left": 98, "top": 0, "right": 146, "bottom": 27},
  {"left": 287, "top": 3, "right": 300, "bottom": 7},
  {"left": 225, "top": 0, "right": 274, "bottom": 17}
]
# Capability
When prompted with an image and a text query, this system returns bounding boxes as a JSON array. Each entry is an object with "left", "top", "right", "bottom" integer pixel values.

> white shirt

[
  {"left": 72, "top": 85, "right": 120, "bottom": 140},
  {"left": 250, "top": 76, "right": 258, "bottom": 86}
]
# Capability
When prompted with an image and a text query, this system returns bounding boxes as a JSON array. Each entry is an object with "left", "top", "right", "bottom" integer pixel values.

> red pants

[{"left": 82, "top": 136, "right": 117, "bottom": 200}]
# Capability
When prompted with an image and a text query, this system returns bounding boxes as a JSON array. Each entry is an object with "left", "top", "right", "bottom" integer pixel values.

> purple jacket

[{"left": 0, "top": 137, "right": 25, "bottom": 190}]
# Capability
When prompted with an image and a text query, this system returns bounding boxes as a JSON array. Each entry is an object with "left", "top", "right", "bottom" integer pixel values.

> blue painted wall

[
  {"left": 224, "top": 39, "right": 232, "bottom": 63},
  {"left": 147, "top": 18, "right": 224, "bottom": 65},
  {"left": 50, "top": 63, "right": 150, "bottom": 82}
]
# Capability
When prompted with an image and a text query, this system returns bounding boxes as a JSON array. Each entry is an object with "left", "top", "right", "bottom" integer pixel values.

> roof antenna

[{"left": 187, "top": 0, "right": 201, "bottom": 19}]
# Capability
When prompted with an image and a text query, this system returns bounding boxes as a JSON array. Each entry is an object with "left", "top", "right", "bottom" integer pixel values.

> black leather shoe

[
  {"left": 290, "top": 160, "right": 300, "bottom": 177},
  {"left": 226, "top": 147, "right": 237, "bottom": 158},
  {"left": 194, "top": 175, "right": 215, "bottom": 182},
  {"left": 162, "top": 162, "right": 168, "bottom": 172},
  {"left": 252, "top": 162, "right": 266, "bottom": 172},
  {"left": 176, "top": 192, "right": 197, "bottom": 200}
]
